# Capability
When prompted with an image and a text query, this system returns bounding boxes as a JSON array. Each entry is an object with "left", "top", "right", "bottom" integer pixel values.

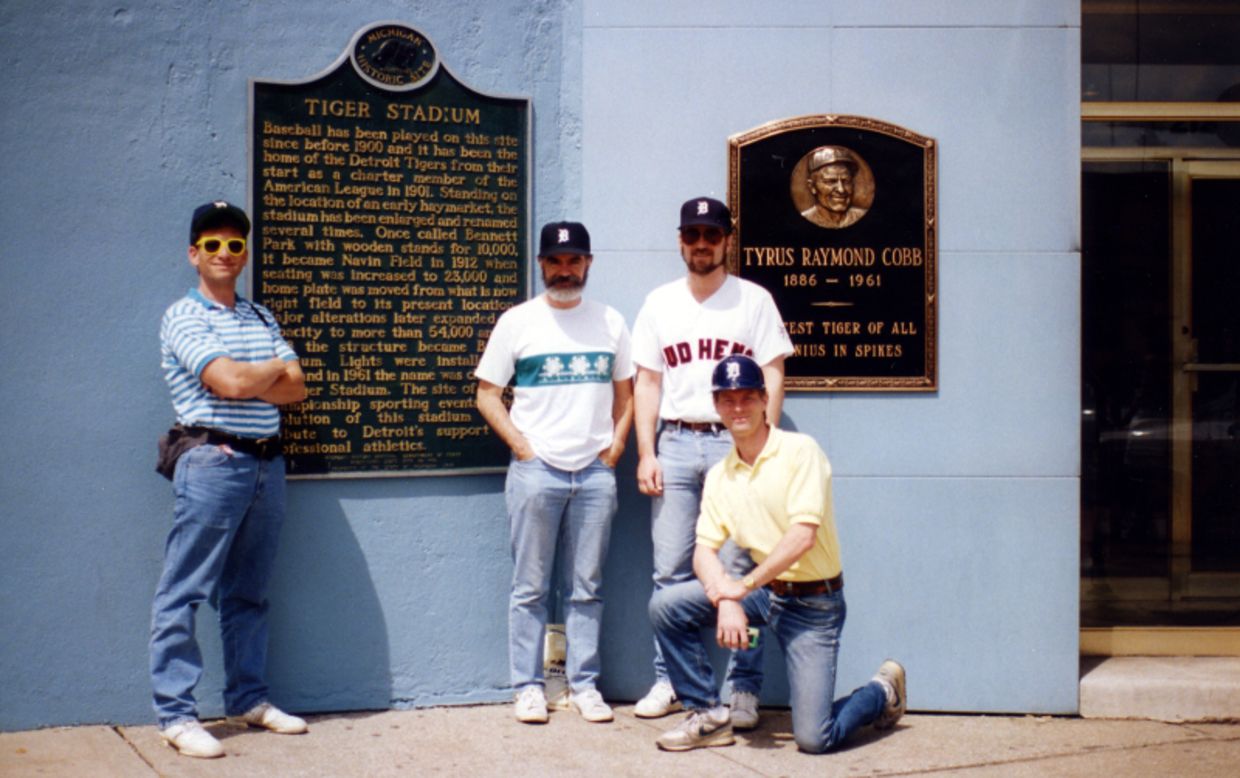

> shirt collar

[
  {"left": 188, "top": 287, "right": 247, "bottom": 311},
  {"left": 725, "top": 426, "right": 782, "bottom": 473}
]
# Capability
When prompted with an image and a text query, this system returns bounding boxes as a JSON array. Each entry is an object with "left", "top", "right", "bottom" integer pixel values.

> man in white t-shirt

[
  {"left": 631, "top": 197, "right": 793, "bottom": 728},
  {"left": 476, "top": 221, "right": 635, "bottom": 726}
]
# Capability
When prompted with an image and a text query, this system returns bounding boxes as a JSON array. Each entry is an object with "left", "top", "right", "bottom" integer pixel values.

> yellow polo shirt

[{"left": 696, "top": 427, "right": 842, "bottom": 583}]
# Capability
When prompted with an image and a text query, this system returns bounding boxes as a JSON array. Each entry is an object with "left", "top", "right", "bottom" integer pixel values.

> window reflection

[
  {"left": 1081, "top": 163, "right": 1172, "bottom": 588},
  {"left": 1083, "top": 121, "right": 1240, "bottom": 149},
  {"left": 1083, "top": 1, "right": 1240, "bottom": 103}
]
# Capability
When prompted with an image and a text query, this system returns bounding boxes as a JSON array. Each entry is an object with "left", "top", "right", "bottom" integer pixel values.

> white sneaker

[
  {"left": 227, "top": 702, "right": 308, "bottom": 734},
  {"left": 655, "top": 706, "right": 735, "bottom": 751},
  {"left": 634, "top": 681, "right": 682, "bottom": 718},
  {"left": 570, "top": 688, "right": 614, "bottom": 722},
  {"left": 728, "top": 690, "right": 760, "bottom": 731},
  {"left": 514, "top": 685, "right": 549, "bottom": 724},
  {"left": 160, "top": 720, "right": 224, "bottom": 758},
  {"left": 872, "top": 659, "right": 907, "bottom": 730}
]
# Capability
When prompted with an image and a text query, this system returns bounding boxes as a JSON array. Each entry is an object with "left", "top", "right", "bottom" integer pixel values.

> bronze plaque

[
  {"left": 250, "top": 22, "right": 530, "bottom": 476},
  {"left": 728, "top": 115, "right": 937, "bottom": 391}
]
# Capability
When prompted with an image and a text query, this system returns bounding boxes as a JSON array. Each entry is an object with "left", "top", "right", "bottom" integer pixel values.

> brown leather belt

[
  {"left": 768, "top": 573, "right": 844, "bottom": 597},
  {"left": 665, "top": 419, "right": 724, "bottom": 434}
]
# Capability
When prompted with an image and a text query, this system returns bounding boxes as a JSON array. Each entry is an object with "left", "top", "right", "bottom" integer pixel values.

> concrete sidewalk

[{"left": 3, "top": 704, "right": 1239, "bottom": 777}]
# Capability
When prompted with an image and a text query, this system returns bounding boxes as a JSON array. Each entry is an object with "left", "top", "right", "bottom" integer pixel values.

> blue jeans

[
  {"left": 506, "top": 456, "right": 616, "bottom": 693},
  {"left": 650, "top": 580, "right": 886, "bottom": 753},
  {"left": 149, "top": 445, "right": 287, "bottom": 728},
  {"left": 649, "top": 425, "right": 763, "bottom": 694}
]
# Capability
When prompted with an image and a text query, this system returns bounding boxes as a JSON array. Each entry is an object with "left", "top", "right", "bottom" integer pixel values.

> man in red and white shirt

[{"left": 630, "top": 197, "right": 793, "bottom": 727}]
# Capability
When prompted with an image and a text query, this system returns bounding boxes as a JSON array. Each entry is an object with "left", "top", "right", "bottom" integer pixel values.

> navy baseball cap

[
  {"left": 679, "top": 197, "right": 733, "bottom": 234},
  {"left": 711, "top": 355, "right": 765, "bottom": 392},
  {"left": 538, "top": 221, "right": 591, "bottom": 257},
  {"left": 190, "top": 200, "right": 250, "bottom": 244}
]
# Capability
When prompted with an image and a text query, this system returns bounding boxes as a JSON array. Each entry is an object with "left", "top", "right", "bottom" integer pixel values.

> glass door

[
  {"left": 1081, "top": 154, "right": 1240, "bottom": 647},
  {"left": 1181, "top": 166, "right": 1240, "bottom": 582}
]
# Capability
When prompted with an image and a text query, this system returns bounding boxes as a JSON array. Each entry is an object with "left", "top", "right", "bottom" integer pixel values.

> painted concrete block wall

[
  {"left": 581, "top": 1, "right": 1082, "bottom": 713},
  {"left": 0, "top": 0, "right": 583, "bottom": 730}
]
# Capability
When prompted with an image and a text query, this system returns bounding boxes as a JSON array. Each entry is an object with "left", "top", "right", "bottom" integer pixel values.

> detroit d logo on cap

[
  {"left": 697, "top": 201, "right": 710, "bottom": 215},
  {"left": 558, "top": 228, "right": 570, "bottom": 243}
]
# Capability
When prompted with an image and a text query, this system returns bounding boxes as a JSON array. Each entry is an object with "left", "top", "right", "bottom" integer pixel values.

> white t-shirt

[
  {"left": 475, "top": 295, "right": 634, "bottom": 471},
  {"left": 631, "top": 275, "right": 792, "bottom": 423}
]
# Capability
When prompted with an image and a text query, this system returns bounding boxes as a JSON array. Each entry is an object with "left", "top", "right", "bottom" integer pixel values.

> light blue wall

[
  {"left": 0, "top": 0, "right": 1081, "bottom": 730},
  {"left": 582, "top": 1, "right": 1082, "bottom": 714},
  {"left": 0, "top": 0, "right": 582, "bottom": 730}
]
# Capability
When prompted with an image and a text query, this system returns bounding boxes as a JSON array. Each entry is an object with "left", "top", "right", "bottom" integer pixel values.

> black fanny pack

[{"left": 155, "top": 424, "right": 211, "bottom": 480}]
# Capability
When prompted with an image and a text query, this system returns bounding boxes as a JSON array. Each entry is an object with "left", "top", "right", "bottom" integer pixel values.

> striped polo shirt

[{"left": 160, "top": 288, "right": 297, "bottom": 438}]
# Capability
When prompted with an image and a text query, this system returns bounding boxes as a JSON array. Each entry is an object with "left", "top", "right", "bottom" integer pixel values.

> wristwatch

[{"left": 742, "top": 574, "right": 757, "bottom": 590}]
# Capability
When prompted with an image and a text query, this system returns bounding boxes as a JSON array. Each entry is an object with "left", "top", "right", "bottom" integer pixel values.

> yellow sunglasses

[{"left": 195, "top": 236, "right": 247, "bottom": 255}]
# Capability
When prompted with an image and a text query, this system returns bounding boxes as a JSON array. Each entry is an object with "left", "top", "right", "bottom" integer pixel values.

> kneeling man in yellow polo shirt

[{"left": 649, "top": 354, "right": 905, "bottom": 753}]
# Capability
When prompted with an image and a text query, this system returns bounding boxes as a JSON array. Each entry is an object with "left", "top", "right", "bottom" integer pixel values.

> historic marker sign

[
  {"left": 729, "top": 115, "right": 937, "bottom": 391},
  {"left": 250, "top": 22, "right": 530, "bottom": 476}
]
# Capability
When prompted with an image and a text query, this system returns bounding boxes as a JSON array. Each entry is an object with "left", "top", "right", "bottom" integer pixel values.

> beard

[
  {"left": 544, "top": 269, "right": 588, "bottom": 302},
  {"left": 684, "top": 249, "right": 725, "bottom": 276}
]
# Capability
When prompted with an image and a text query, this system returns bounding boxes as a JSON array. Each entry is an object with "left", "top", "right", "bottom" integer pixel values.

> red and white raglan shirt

[{"left": 631, "top": 275, "right": 792, "bottom": 424}]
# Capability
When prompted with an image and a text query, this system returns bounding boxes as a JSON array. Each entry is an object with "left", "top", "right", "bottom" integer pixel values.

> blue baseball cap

[
  {"left": 538, "top": 221, "right": 591, "bottom": 257},
  {"left": 679, "top": 197, "right": 733, "bottom": 234},
  {"left": 190, "top": 200, "right": 250, "bottom": 244},
  {"left": 711, "top": 355, "right": 765, "bottom": 392}
]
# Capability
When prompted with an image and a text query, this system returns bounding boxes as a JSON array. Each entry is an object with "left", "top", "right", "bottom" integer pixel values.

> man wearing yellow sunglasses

[{"left": 149, "top": 200, "right": 308, "bottom": 758}]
